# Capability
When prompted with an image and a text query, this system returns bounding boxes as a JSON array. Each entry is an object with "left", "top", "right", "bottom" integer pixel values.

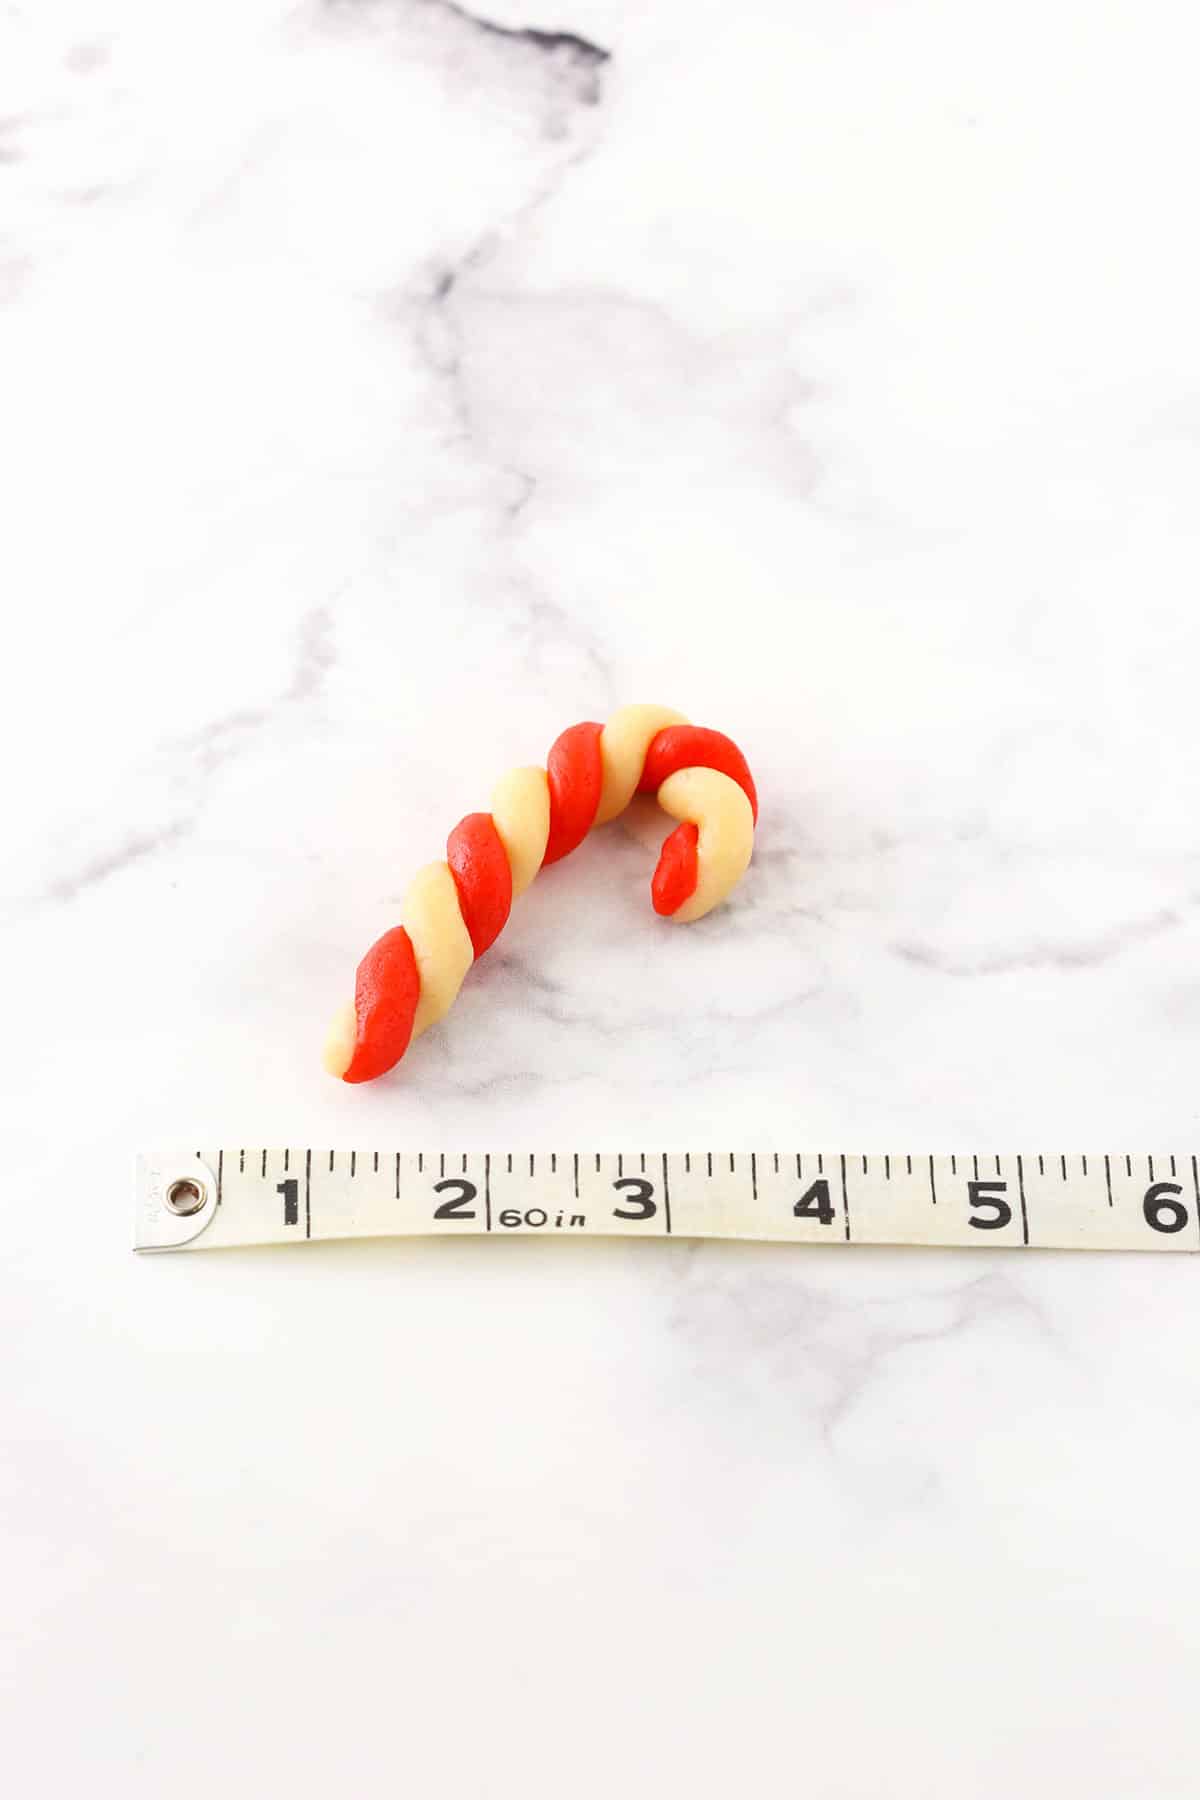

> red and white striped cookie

[{"left": 324, "top": 703, "right": 757, "bottom": 1083}]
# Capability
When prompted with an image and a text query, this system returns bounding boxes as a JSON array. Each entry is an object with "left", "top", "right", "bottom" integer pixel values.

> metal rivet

[{"left": 165, "top": 1177, "right": 207, "bottom": 1217}]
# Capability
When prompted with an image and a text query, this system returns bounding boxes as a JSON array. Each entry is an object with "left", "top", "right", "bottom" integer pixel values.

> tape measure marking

[{"left": 134, "top": 1151, "right": 1200, "bottom": 1253}]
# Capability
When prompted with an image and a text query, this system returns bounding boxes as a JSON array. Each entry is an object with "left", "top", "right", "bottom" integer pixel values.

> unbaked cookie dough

[{"left": 324, "top": 704, "right": 758, "bottom": 1083}]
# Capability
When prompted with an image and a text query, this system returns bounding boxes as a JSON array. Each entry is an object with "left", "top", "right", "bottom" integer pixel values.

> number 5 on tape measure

[{"left": 135, "top": 1151, "right": 1200, "bottom": 1254}]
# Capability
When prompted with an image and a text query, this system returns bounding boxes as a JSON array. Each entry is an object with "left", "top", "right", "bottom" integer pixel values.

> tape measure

[{"left": 136, "top": 1150, "right": 1200, "bottom": 1254}]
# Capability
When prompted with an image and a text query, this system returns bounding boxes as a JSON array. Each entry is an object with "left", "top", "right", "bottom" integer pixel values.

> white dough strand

[
  {"left": 595, "top": 703, "right": 689, "bottom": 824},
  {"left": 490, "top": 765, "right": 551, "bottom": 896},
  {"left": 403, "top": 861, "right": 475, "bottom": 1038},
  {"left": 656, "top": 767, "right": 755, "bottom": 923}
]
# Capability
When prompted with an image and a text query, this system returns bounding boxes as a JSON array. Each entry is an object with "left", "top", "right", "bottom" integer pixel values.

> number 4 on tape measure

[{"left": 134, "top": 1151, "right": 1200, "bottom": 1255}]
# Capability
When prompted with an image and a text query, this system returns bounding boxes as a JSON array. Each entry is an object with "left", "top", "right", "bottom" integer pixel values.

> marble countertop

[{"left": 5, "top": 1, "right": 1200, "bottom": 1793}]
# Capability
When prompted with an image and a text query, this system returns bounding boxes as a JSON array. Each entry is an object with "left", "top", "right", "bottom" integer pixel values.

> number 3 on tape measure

[{"left": 612, "top": 1177, "right": 656, "bottom": 1221}]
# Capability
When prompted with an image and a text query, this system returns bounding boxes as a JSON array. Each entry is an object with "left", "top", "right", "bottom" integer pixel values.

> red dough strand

[
  {"left": 343, "top": 927, "right": 421, "bottom": 1083},
  {"left": 542, "top": 720, "right": 604, "bottom": 866},
  {"left": 446, "top": 812, "right": 513, "bottom": 958},
  {"left": 652, "top": 821, "right": 700, "bottom": 916},
  {"left": 638, "top": 726, "right": 758, "bottom": 823}
]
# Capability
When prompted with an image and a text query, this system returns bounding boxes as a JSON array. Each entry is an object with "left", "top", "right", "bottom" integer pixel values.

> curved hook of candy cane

[{"left": 323, "top": 703, "right": 757, "bottom": 1083}]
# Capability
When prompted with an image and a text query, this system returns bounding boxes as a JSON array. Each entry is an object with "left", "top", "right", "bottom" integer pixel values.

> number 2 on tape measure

[{"left": 432, "top": 1179, "right": 478, "bottom": 1221}]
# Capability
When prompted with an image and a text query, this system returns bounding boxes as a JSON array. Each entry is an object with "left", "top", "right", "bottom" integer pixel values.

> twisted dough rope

[{"left": 324, "top": 703, "right": 757, "bottom": 1083}]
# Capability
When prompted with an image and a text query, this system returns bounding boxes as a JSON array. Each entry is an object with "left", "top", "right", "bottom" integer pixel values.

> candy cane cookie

[{"left": 324, "top": 704, "right": 757, "bottom": 1082}]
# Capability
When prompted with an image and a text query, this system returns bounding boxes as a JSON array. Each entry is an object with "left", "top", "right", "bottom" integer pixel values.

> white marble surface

[{"left": 5, "top": 1, "right": 1200, "bottom": 1791}]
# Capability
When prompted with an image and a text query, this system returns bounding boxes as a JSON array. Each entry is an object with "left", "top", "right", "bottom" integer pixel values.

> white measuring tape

[{"left": 136, "top": 1150, "right": 1200, "bottom": 1253}]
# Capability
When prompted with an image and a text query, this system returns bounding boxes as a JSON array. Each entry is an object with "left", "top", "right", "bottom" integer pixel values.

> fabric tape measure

[{"left": 135, "top": 1150, "right": 1200, "bottom": 1254}]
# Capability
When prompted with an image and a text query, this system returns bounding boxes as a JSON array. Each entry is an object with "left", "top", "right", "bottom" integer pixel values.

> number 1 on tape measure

[{"left": 134, "top": 1151, "right": 1200, "bottom": 1254}]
